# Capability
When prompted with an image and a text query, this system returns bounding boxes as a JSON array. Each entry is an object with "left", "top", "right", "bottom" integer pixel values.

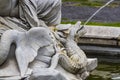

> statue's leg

[
  {"left": 28, "top": 68, "right": 67, "bottom": 80},
  {"left": 29, "top": 60, "right": 67, "bottom": 80}
]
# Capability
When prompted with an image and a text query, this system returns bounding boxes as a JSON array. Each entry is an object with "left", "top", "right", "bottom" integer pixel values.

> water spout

[{"left": 83, "top": 0, "right": 115, "bottom": 26}]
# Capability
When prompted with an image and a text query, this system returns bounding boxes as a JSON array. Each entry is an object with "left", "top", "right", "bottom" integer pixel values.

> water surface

[{"left": 86, "top": 62, "right": 120, "bottom": 80}]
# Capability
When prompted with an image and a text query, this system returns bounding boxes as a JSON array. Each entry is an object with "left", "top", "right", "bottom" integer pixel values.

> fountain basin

[{"left": 78, "top": 26, "right": 120, "bottom": 63}]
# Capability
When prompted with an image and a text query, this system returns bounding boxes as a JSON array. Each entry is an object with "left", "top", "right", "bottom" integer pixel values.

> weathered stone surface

[
  {"left": 0, "top": 45, "right": 32, "bottom": 80},
  {"left": 57, "top": 22, "right": 87, "bottom": 74},
  {"left": 87, "top": 25, "right": 120, "bottom": 36},
  {"left": 78, "top": 37, "right": 117, "bottom": 46},
  {"left": 29, "top": 68, "right": 67, "bottom": 80},
  {"left": 56, "top": 24, "right": 72, "bottom": 31},
  {"left": 0, "top": 27, "right": 53, "bottom": 77},
  {"left": 74, "top": 25, "right": 120, "bottom": 61},
  {"left": 79, "top": 26, "right": 120, "bottom": 46}
]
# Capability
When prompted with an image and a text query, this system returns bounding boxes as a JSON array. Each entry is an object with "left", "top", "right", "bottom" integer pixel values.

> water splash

[{"left": 83, "top": 0, "right": 115, "bottom": 26}]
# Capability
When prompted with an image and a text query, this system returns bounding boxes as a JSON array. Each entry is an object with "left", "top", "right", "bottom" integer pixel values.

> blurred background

[{"left": 62, "top": 0, "right": 120, "bottom": 27}]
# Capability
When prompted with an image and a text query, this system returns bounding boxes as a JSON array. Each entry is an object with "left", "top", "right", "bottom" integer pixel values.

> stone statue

[
  {"left": 50, "top": 22, "right": 88, "bottom": 72},
  {"left": 0, "top": 0, "right": 97, "bottom": 80},
  {"left": 0, "top": 22, "right": 97, "bottom": 80}
]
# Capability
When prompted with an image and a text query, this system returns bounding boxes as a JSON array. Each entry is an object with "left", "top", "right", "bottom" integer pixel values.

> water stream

[{"left": 83, "top": 0, "right": 115, "bottom": 26}]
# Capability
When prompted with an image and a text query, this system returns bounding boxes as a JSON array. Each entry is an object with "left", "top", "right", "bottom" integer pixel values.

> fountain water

[{"left": 83, "top": 0, "right": 115, "bottom": 26}]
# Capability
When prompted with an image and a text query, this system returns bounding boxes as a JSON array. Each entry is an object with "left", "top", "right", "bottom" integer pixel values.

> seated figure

[{"left": 0, "top": 0, "right": 61, "bottom": 31}]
